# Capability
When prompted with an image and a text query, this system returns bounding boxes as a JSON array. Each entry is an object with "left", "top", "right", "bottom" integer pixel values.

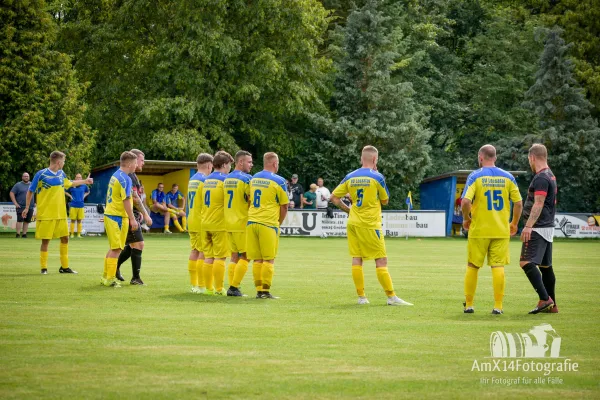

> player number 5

[{"left": 356, "top": 189, "right": 364, "bottom": 207}]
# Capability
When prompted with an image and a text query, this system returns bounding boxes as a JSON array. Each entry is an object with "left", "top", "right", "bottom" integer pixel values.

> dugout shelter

[
  {"left": 89, "top": 160, "right": 196, "bottom": 229},
  {"left": 420, "top": 170, "right": 526, "bottom": 237}
]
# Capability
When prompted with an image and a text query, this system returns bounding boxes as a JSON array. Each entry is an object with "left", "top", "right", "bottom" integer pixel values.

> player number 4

[{"left": 204, "top": 191, "right": 211, "bottom": 207}]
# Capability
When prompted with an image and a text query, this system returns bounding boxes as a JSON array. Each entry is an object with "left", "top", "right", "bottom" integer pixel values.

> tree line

[{"left": 1, "top": 0, "right": 598, "bottom": 211}]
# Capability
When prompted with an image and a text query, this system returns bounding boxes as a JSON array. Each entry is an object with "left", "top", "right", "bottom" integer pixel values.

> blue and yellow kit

[
  {"left": 224, "top": 170, "right": 252, "bottom": 253},
  {"left": 201, "top": 171, "right": 228, "bottom": 258},
  {"left": 332, "top": 168, "right": 389, "bottom": 260},
  {"left": 67, "top": 185, "right": 89, "bottom": 220},
  {"left": 29, "top": 168, "right": 73, "bottom": 239},
  {"left": 104, "top": 169, "right": 133, "bottom": 249},
  {"left": 187, "top": 172, "right": 207, "bottom": 250}
]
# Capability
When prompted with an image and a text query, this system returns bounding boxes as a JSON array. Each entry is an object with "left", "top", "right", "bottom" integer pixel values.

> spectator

[
  {"left": 10, "top": 172, "right": 35, "bottom": 238},
  {"left": 290, "top": 174, "right": 304, "bottom": 209},
  {"left": 286, "top": 179, "right": 293, "bottom": 202},
  {"left": 315, "top": 177, "right": 331, "bottom": 209},
  {"left": 303, "top": 184, "right": 317, "bottom": 209},
  {"left": 289, "top": 200, "right": 296, "bottom": 209},
  {"left": 138, "top": 183, "right": 151, "bottom": 231}
]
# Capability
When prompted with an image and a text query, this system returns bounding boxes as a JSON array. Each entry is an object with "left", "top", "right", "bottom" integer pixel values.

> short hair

[
  {"left": 158, "top": 182, "right": 164, "bottom": 187},
  {"left": 235, "top": 150, "right": 252, "bottom": 163},
  {"left": 310, "top": 183, "right": 317, "bottom": 190},
  {"left": 196, "top": 153, "right": 213, "bottom": 165},
  {"left": 361, "top": 145, "right": 378, "bottom": 162},
  {"left": 478, "top": 144, "right": 496, "bottom": 160},
  {"left": 263, "top": 152, "right": 279, "bottom": 165},
  {"left": 130, "top": 149, "right": 145, "bottom": 157},
  {"left": 50, "top": 151, "right": 66, "bottom": 162},
  {"left": 529, "top": 143, "right": 548, "bottom": 159},
  {"left": 212, "top": 150, "right": 234, "bottom": 169},
  {"left": 172, "top": 183, "right": 178, "bottom": 188},
  {"left": 120, "top": 151, "right": 137, "bottom": 165}
]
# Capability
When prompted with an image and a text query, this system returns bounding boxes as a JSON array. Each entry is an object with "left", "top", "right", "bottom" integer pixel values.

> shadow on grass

[{"left": 159, "top": 292, "right": 259, "bottom": 305}]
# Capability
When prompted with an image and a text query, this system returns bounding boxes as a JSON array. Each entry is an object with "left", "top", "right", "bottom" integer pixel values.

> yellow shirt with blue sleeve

[
  {"left": 247, "top": 171, "right": 289, "bottom": 228},
  {"left": 187, "top": 172, "right": 206, "bottom": 233},
  {"left": 224, "top": 170, "right": 252, "bottom": 232},
  {"left": 462, "top": 167, "right": 522, "bottom": 238},
  {"left": 104, "top": 169, "right": 133, "bottom": 218},
  {"left": 29, "top": 168, "right": 73, "bottom": 220},
  {"left": 332, "top": 168, "right": 389, "bottom": 229},
  {"left": 201, "top": 172, "right": 227, "bottom": 231}
]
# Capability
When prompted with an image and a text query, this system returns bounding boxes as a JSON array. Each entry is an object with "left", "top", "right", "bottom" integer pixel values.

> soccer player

[
  {"left": 115, "top": 149, "right": 153, "bottom": 285},
  {"left": 166, "top": 184, "right": 187, "bottom": 232},
  {"left": 151, "top": 183, "right": 175, "bottom": 234},
  {"left": 224, "top": 150, "right": 253, "bottom": 297},
  {"left": 187, "top": 153, "right": 213, "bottom": 293},
  {"left": 519, "top": 144, "right": 558, "bottom": 314},
  {"left": 461, "top": 145, "right": 523, "bottom": 315},
  {"left": 201, "top": 151, "right": 234, "bottom": 295},
  {"left": 101, "top": 151, "right": 139, "bottom": 287},
  {"left": 65, "top": 173, "right": 90, "bottom": 238},
  {"left": 23, "top": 151, "right": 93, "bottom": 274},
  {"left": 247, "top": 152, "right": 289, "bottom": 299},
  {"left": 330, "top": 145, "right": 412, "bottom": 306}
]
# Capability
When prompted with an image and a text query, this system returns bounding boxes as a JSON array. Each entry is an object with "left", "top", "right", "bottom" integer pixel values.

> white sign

[
  {"left": 0, "top": 203, "right": 105, "bottom": 233},
  {"left": 280, "top": 210, "right": 446, "bottom": 237},
  {"left": 554, "top": 213, "right": 600, "bottom": 238}
]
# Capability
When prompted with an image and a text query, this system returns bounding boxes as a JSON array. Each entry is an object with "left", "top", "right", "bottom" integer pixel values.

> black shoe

[
  {"left": 130, "top": 277, "right": 146, "bottom": 286},
  {"left": 59, "top": 267, "right": 78, "bottom": 274},
  {"left": 41, "top": 269, "right": 48, "bottom": 275},
  {"left": 463, "top": 301, "right": 474, "bottom": 314},
  {"left": 491, "top": 309, "right": 503, "bottom": 315},
  {"left": 256, "top": 291, "right": 264, "bottom": 299},
  {"left": 16, "top": 233, "right": 20, "bottom": 238},
  {"left": 260, "top": 292, "right": 280, "bottom": 299},
  {"left": 21, "top": 234, "right": 27, "bottom": 238},
  {"left": 529, "top": 297, "right": 554, "bottom": 314},
  {"left": 227, "top": 286, "right": 244, "bottom": 297},
  {"left": 115, "top": 269, "right": 125, "bottom": 281}
]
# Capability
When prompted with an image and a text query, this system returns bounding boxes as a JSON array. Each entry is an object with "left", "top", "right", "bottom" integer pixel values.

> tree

[
  {"left": 511, "top": 28, "right": 600, "bottom": 211},
  {"left": 0, "top": 0, "right": 93, "bottom": 199},
  {"left": 311, "top": 1, "right": 430, "bottom": 206}
]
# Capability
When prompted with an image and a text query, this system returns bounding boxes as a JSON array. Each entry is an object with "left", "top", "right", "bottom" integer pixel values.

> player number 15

[{"left": 484, "top": 189, "right": 504, "bottom": 211}]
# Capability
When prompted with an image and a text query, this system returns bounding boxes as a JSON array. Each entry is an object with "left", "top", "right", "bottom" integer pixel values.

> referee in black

[
  {"left": 519, "top": 143, "right": 558, "bottom": 314},
  {"left": 116, "top": 149, "right": 153, "bottom": 285}
]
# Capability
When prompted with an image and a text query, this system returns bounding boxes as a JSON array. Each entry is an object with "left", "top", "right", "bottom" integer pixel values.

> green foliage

[{"left": 0, "top": 0, "right": 93, "bottom": 197}]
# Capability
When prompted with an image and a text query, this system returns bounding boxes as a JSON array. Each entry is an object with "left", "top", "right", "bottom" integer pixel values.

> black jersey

[
  {"left": 522, "top": 168, "right": 557, "bottom": 228},
  {"left": 129, "top": 172, "right": 143, "bottom": 223}
]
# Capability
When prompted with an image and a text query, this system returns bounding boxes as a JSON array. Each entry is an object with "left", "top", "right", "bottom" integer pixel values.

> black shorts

[
  {"left": 520, "top": 231, "right": 553, "bottom": 266},
  {"left": 125, "top": 227, "right": 144, "bottom": 245},
  {"left": 16, "top": 207, "right": 33, "bottom": 223}
]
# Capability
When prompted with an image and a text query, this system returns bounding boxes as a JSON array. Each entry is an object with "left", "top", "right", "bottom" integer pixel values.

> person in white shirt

[{"left": 315, "top": 177, "right": 331, "bottom": 209}]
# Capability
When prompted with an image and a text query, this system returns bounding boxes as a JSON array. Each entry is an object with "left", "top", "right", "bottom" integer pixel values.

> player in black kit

[
  {"left": 520, "top": 144, "right": 558, "bottom": 314},
  {"left": 116, "top": 149, "right": 153, "bottom": 285}
]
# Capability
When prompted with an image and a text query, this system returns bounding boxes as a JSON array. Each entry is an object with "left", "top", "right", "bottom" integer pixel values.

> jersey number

[
  {"left": 106, "top": 187, "right": 113, "bottom": 204},
  {"left": 204, "top": 191, "right": 211, "bottom": 207},
  {"left": 253, "top": 190, "right": 262, "bottom": 208},
  {"left": 227, "top": 190, "right": 234, "bottom": 208},
  {"left": 356, "top": 189, "right": 364, "bottom": 207},
  {"left": 188, "top": 191, "right": 196, "bottom": 208},
  {"left": 484, "top": 190, "right": 504, "bottom": 211}
]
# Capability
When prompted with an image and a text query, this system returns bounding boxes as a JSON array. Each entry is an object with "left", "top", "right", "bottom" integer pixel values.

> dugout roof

[{"left": 92, "top": 160, "right": 196, "bottom": 176}]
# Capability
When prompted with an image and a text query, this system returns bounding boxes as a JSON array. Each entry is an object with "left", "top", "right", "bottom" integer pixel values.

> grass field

[{"left": 0, "top": 234, "right": 598, "bottom": 399}]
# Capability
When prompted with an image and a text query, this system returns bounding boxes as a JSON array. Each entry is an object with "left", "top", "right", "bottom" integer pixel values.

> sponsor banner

[
  {"left": 280, "top": 210, "right": 446, "bottom": 237},
  {"left": 0, "top": 203, "right": 105, "bottom": 233},
  {"left": 554, "top": 213, "right": 600, "bottom": 238}
]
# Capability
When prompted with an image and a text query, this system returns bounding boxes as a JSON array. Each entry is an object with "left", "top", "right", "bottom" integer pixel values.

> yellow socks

[
  {"left": 40, "top": 251, "right": 48, "bottom": 270},
  {"left": 102, "top": 258, "right": 108, "bottom": 279},
  {"left": 352, "top": 265, "right": 365, "bottom": 296},
  {"left": 228, "top": 262, "right": 236, "bottom": 286},
  {"left": 196, "top": 259, "right": 205, "bottom": 288},
  {"left": 232, "top": 259, "right": 249, "bottom": 288},
  {"left": 491, "top": 266, "right": 505, "bottom": 310},
  {"left": 70, "top": 222, "right": 75, "bottom": 235},
  {"left": 106, "top": 258, "right": 117, "bottom": 280},
  {"left": 188, "top": 259, "right": 198, "bottom": 287},
  {"left": 464, "top": 266, "right": 479, "bottom": 308},
  {"left": 203, "top": 262, "right": 214, "bottom": 291},
  {"left": 59, "top": 242, "right": 69, "bottom": 268},
  {"left": 213, "top": 259, "right": 226, "bottom": 292},
  {"left": 77, "top": 222, "right": 82, "bottom": 237},
  {"left": 173, "top": 219, "right": 184, "bottom": 232},
  {"left": 376, "top": 267, "right": 395, "bottom": 297},
  {"left": 181, "top": 216, "right": 187, "bottom": 230},
  {"left": 253, "top": 262, "right": 263, "bottom": 292},
  {"left": 261, "top": 262, "right": 274, "bottom": 291}
]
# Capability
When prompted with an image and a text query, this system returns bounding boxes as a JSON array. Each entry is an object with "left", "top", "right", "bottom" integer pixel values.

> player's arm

[
  {"left": 510, "top": 200, "right": 523, "bottom": 236},
  {"left": 521, "top": 194, "right": 546, "bottom": 243},
  {"left": 124, "top": 197, "right": 138, "bottom": 231},
  {"left": 279, "top": 204, "right": 288, "bottom": 225},
  {"left": 23, "top": 191, "right": 34, "bottom": 219},
  {"left": 70, "top": 174, "right": 93, "bottom": 187},
  {"left": 461, "top": 198, "right": 472, "bottom": 231},
  {"left": 133, "top": 190, "right": 152, "bottom": 226},
  {"left": 331, "top": 181, "right": 350, "bottom": 214}
]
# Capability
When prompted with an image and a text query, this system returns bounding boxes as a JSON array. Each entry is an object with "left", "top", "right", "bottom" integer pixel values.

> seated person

[
  {"left": 151, "top": 183, "right": 182, "bottom": 234},
  {"left": 165, "top": 184, "right": 187, "bottom": 232}
]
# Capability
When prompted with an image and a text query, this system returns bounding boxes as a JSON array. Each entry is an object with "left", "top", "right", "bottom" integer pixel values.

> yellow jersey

[
  {"left": 247, "top": 170, "right": 289, "bottom": 228},
  {"left": 187, "top": 172, "right": 207, "bottom": 233},
  {"left": 332, "top": 168, "right": 389, "bottom": 229},
  {"left": 201, "top": 171, "right": 227, "bottom": 231},
  {"left": 104, "top": 169, "right": 132, "bottom": 217},
  {"left": 224, "top": 170, "right": 252, "bottom": 232},
  {"left": 462, "top": 167, "right": 522, "bottom": 238},
  {"left": 29, "top": 168, "right": 73, "bottom": 220}
]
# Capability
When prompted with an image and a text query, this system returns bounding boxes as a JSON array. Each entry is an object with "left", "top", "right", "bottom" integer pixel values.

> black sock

[
  {"left": 131, "top": 248, "right": 142, "bottom": 279},
  {"left": 117, "top": 245, "right": 132, "bottom": 270},
  {"left": 540, "top": 266, "right": 556, "bottom": 305},
  {"left": 522, "top": 263, "right": 549, "bottom": 301}
]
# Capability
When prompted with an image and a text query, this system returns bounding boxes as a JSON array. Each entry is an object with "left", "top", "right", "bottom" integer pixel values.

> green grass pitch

[{"left": 0, "top": 234, "right": 598, "bottom": 399}]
